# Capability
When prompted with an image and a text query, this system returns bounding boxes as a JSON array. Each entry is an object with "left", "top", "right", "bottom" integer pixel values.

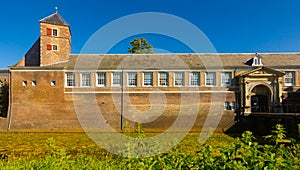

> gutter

[{"left": 7, "top": 69, "right": 12, "bottom": 130}]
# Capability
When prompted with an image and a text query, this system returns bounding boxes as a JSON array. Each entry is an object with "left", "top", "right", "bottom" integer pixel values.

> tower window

[
  {"left": 22, "top": 81, "right": 27, "bottom": 87},
  {"left": 47, "top": 44, "right": 58, "bottom": 51},
  {"left": 47, "top": 28, "right": 58, "bottom": 36},
  {"left": 51, "top": 81, "right": 56, "bottom": 86}
]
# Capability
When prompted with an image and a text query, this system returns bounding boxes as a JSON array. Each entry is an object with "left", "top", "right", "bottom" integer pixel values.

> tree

[{"left": 127, "top": 38, "right": 153, "bottom": 54}]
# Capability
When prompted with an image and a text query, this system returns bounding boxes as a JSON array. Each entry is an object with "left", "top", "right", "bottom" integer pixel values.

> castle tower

[{"left": 39, "top": 10, "right": 71, "bottom": 66}]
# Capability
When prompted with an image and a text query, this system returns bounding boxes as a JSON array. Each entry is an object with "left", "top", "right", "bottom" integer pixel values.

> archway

[{"left": 250, "top": 84, "right": 272, "bottom": 112}]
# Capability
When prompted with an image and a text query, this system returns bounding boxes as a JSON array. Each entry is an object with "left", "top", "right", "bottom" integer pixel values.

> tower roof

[{"left": 40, "top": 12, "right": 69, "bottom": 26}]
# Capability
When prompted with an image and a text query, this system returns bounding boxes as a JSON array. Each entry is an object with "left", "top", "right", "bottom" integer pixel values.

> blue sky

[{"left": 0, "top": 0, "right": 300, "bottom": 68}]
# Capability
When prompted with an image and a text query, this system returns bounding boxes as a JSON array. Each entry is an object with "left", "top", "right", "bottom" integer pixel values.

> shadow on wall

[
  {"left": 282, "top": 87, "right": 300, "bottom": 113},
  {"left": 0, "top": 83, "right": 9, "bottom": 118}
]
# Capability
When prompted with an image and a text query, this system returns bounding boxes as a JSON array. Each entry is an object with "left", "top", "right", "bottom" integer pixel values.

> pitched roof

[
  {"left": 40, "top": 12, "right": 69, "bottom": 26},
  {"left": 44, "top": 53, "right": 300, "bottom": 70}
]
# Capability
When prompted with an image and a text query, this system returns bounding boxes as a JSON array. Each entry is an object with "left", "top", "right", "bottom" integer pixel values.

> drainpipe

[{"left": 7, "top": 69, "right": 12, "bottom": 130}]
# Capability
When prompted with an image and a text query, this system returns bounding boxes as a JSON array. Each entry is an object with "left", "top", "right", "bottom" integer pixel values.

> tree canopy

[{"left": 127, "top": 38, "right": 153, "bottom": 54}]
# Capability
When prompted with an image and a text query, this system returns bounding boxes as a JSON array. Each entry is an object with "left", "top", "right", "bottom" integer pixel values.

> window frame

[
  {"left": 80, "top": 72, "right": 91, "bottom": 87},
  {"left": 158, "top": 72, "right": 168, "bottom": 87},
  {"left": 143, "top": 72, "right": 153, "bottom": 87},
  {"left": 112, "top": 72, "right": 122, "bottom": 87},
  {"left": 284, "top": 71, "right": 295, "bottom": 86},
  {"left": 205, "top": 72, "right": 216, "bottom": 87},
  {"left": 221, "top": 72, "right": 232, "bottom": 87},
  {"left": 65, "top": 72, "right": 76, "bottom": 87},
  {"left": 96, "top": 72, "right": 106, "bottom": 87},
  {"left": 174, "top": 72, "right": 184, "bottom": 87},
  {"left": 189, "top": 72, "right": 200, "bottom": 86},
  {"left": 127, "top": 72, "right": 138, "bottom": 87}
]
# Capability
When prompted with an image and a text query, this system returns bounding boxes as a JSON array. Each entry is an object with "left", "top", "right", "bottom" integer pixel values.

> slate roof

[
  {"left": 40, "top": 12, "right": 69, "bottom": 26},
  {"left": 10, "top": 53, "right": 300, "bottom": 71},
  {"left": 48, "top": 53, "right": 300, "bottom": 70}
]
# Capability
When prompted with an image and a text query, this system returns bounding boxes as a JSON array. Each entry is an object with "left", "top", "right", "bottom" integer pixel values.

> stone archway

[{"left": 250, "top": 84, "right": 272, "bottom": 112}]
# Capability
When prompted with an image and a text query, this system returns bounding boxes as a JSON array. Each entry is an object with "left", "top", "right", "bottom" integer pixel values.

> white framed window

[
  {"left": 52, "top": 29, "right": 58, "bottom": 36},
  {"left": 159, "top": 72, "right": 168, "bottom": 86},
  {"left": 66, "top": 72, "right": 75, "bottom": 87},
  {"left": 284, "top": 71, "right": 295, "bottom": 86},
  {"left": 96, "top": 72, "right": 106, "bottom": 87},
  {"left": 80, "top": 73, "right": 91, "bottom": 87},
  {"left": 221, "top": 72, "right": 232, "bottom": 87},
  {"left": 127, "top": 72, "right": 137, "bottom": 87},
  {"left": 190, "top": 72, "right": 200, "bottom": 86},
  {"left": 252, "top": 56, "right": 263, "bottom": 66},
  {"left": 205, "top": 72, "right": 216, "bottom": 86},
  {"left": 143, "top": 72, "right": 153, "bottom": 86},
  {"left": 174, "top": 72, "right": 184, "bottom": 86},
  {"left": 112, "top": 72, "right": 122, "bottom": 87}
]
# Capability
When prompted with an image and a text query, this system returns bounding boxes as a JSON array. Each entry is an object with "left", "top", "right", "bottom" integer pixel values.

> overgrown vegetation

[{"left": 0, "top": 124, "right": 299, "bottom": 169}]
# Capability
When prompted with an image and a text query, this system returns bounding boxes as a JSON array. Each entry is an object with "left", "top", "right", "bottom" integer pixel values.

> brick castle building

[{"left": 2, "top": 12, "right": 300, "bottom": 131}]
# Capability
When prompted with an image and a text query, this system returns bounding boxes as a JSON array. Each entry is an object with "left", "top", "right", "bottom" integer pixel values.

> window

[
  {"left": 224, "top": 102, "right": 231, "bottom": 110},
  {"left": 47, "top": 44, "right": 57, "bottom": 51},
  {"left": 66, "top": 72, "right": 75, "bottom": 87},
  {"left": 52, "top": 29, "right": 58, "bottom": 36},
  {"left": 81, "top": 73, "right": 91, "bottom": 87},
  {"left": 174, "top": 72, "right": 184, "bottom": 86},
  {"left": 51, "top": 81, "right": 56, "bottom": 86},
  {"left": 127, "top": 72, "right": 137, "bottom": 87},
  {"left": 32, "top": 81, "right": 37, "bottom": 86},
  {"left": 221, "top": 72, "right": 232, "bottom": 87},
  {"left": 285, "top": 71, "right": 295, "bottom": 86},
  {"left": 143, "top": 72, "right": 153, "bottom": 86},
  {"left": 96, "top": 72, "right": 106, "bottom": 87},
  {"left": 159, "top": 72, "right": 168, "bottom": 86},
  {"left": 224, "top": 102, "right": 236, "bottom": 110},
  {"left": 190, "top": 72, "right": 200, "bottom": 86},
  {"left": 205, "top": 72, "right": 216, "bottom": 86},
  {"left": 112, "top": 72, "right": 122, "bottom": 87},
  {"left": 22, "top": 81, "right": 27, "bottom": 87},
  {"left": 47, "top": 28, "right": 57, "bottom": 36}
]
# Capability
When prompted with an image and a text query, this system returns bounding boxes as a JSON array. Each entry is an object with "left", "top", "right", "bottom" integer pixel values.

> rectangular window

[
  {"left": 224, "top": 102, "right": 231, "bottom": 110},
  {"left": 66, "top": 72, "right": 75, "bottom": 87},
  {"left": 22, "top": 81, "right": 27, "bottom": 87},
  {"left": 159, "top": 72, "right": 168, "bottom": 86},
  {"left": 81, "top": 73, "right": 91, "bottom": 87},
  {"left": 47, "top": 44, "right": 57, "bottom": 51},
  {"left": 190, "top": 72, "right": 200, "bottom": 86},
  {"left": 52, "top": 29, "right": 58, "bottom": 36},
  {"left": 285, "top": 71, "right": 295, "bottom": 86},
  {"left": 47, "top": 28, "right": 57, "bottom": 36},
  {"left": 143, "top": 72, "right": 153, "bottom": 86},
  {"left": 52, "top": 45, "right": 57, "bottom": 51},
  {"left": 96, "top": 72, "right": 106, "bottom": 87},
  {"left": 205, "top": 72, "right": 216, "bottom": 86},
  {"left": 51, "top": 81, "right": 56, "bottom": 86},
  {"left": 174, "top": 72, "right": 184, "bottom": 86},
  {"left": 112, "top": 72, "right": 122, "bottom": 87},
  {"left": 32, "top": 81, "right": 37, "bottom": 86},
  {"left": 221, "top": 72, "right": 232, "bottom": 87},
  {"left": 127, "top": 72, "right": 137, "bottom": 87}
]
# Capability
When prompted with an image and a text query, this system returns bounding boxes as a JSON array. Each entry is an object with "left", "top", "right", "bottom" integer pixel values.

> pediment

[{"left": 237, "top": 66, "right": 285, "bottom": 77}]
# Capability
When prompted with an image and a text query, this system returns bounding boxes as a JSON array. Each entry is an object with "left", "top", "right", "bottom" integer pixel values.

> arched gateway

[{"left": 237, "top": 66, "right": 285, "bottom": 115}]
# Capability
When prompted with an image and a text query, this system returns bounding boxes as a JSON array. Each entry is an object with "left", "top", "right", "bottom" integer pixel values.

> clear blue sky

[{"left": 0, "top": 0, "right": 300, "bottom": 68}]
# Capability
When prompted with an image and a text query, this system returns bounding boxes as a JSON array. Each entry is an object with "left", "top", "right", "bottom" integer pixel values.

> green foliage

[
  {"left": 128, "top": 38, "right": 153, "bottom": 54},
  {"left": 0, "top": 124, "right": 300, "bottom": 169}
]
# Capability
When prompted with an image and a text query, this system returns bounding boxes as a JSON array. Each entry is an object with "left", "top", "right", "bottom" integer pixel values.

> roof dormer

[{"left": 252, "top": 53, "right": 263, "bottom": 67}]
